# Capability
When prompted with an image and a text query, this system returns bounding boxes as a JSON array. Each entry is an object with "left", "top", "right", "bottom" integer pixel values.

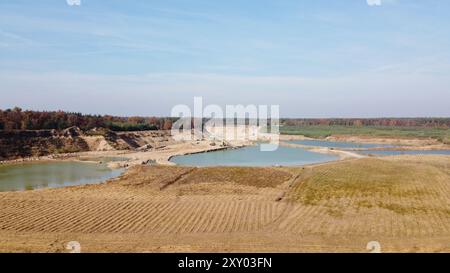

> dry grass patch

[
  {"left": 117, "top": 165, "right": 195, "bottom": 188},
  {"left": 288, "top": 157, "right": 450, "bottom": 216},
  {"left": 176, "top": 167, "right": 293, "bottom": 188}
]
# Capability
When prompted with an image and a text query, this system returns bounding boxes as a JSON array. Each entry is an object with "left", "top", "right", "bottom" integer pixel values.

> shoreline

[
  {"left": 279, "top": 141, "right": 366, "bottom": 160},
  {"left": 2, "top": 133, "right": 449, "bottom": 168}
]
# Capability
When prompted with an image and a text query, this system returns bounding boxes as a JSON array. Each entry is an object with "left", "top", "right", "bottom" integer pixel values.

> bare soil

[{"left": 0, "top": 155, "right": 449, "bottom": 253}]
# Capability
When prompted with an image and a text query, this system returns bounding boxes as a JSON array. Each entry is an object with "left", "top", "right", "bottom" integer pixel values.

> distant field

[{"left": 280, "top": 125, "right": 450, "bottom": 143}]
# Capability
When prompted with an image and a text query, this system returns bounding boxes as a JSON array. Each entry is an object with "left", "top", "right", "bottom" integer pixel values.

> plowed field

[{"left": 0, "top": 156, "right": 449, "bottom": 252}]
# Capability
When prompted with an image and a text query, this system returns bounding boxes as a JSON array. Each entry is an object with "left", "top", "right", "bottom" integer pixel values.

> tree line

[
  {"left": 0, "top": 107, "right": 174, "bottom": 131},
  {"left": 1, "top": 107, "right": 449, "bottom": 131},
  {"left": 280, "top": 118, "right": 450, "bottom": 128}
]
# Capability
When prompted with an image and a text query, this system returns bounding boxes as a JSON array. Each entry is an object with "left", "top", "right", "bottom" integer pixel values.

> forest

[
  {"left": 280, "top": 118, "right": 450, "bottom": 128},
  {"left": 1, "top": 107, "right": 449, "bottom": 132},
  {"left": 0, "top": 107, "right": 174, "bottom": 131}
]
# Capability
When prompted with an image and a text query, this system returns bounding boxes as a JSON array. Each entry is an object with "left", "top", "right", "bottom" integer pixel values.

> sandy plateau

[{"left": 0, "top": 128, "right": 449, "bottom": 252}]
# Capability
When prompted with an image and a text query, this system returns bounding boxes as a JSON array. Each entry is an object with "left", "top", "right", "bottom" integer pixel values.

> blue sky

[{"left": 1, "top": 0, "right": 450, "bottom": 117}]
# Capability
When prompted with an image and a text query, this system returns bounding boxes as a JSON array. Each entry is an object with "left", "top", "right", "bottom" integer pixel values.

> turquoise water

[
  {"left": 170, "top": 144, "right": 339, "bottom": 167},
  {"left": 0, "top": 161, "right": 123, "bottom": 192},
  {"left": 288, "top": 139, "right": 395, "bottom": 149},
  {"left": 358, "top": 150, "right": 450, "bottom": 156}
]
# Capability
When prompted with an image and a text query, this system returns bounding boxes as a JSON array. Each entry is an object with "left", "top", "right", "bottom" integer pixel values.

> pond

[
  {"left": 287, "top": 139, "right": 395, "bottom": 149},
  {"left": 0, "top": 161, "right": 123, "bottom": 192},
  {"left": 170, "top": 144, "right": 339, "bottom": 167},
  {"left": 357, "top": 150, "right": 450, "bottom": 156}
]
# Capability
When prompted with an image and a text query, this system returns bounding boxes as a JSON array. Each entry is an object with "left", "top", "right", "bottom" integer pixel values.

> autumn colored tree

[
  {"left": 1, "top": 107, "right": 449, "bottom": 132},
  {"left": 0, "top": 108, "right": 173, "bottom": 132},
  {"left": 162, "top": 119, "right": 173, "bottom": 130}
]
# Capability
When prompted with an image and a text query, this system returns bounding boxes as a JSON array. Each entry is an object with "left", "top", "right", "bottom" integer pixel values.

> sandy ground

[
  {"left": 279, "top": 142, "right": 366, "bottom": 159},
  {"left": 280, "top": 134, "right": 450, "bottom": 150},
  {"left": 2, "top": 128, "right": 447, "bottom": 168},
  {"left": 327, "top": 135, "right": 450, "bottom": 150},
  {"left": 0, "top": 128, "right": 257, "bottom": 167},
  {"left": 1, "top": 130, "right": 449, "bottom": 252},
  {"left": 0, "top": 139, "right": 243, "bottom": 168},
  {"left": 0, "top": 155, "right": 449, "bottom": 253}
]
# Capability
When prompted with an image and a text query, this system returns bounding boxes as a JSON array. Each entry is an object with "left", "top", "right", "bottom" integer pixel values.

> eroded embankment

[
  {"left": 0, "top": 128, "right": 90, "bottom": 161},
  {"left": 0, "top": 128, "right": 176, "bottom": 162}
]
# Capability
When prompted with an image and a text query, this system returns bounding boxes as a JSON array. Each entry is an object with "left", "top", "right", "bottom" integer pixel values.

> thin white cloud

[{"left": 0, "top": 29, "right": 36, "bottom": 46}]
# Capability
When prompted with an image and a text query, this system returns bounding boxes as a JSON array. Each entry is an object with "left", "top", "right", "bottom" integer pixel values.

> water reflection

[
  {"left": 0, "top": 161, "right": 123, "bottom": 192},
  {"left": 170, "top": 144, "right": 339, "bottom": 167}
]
